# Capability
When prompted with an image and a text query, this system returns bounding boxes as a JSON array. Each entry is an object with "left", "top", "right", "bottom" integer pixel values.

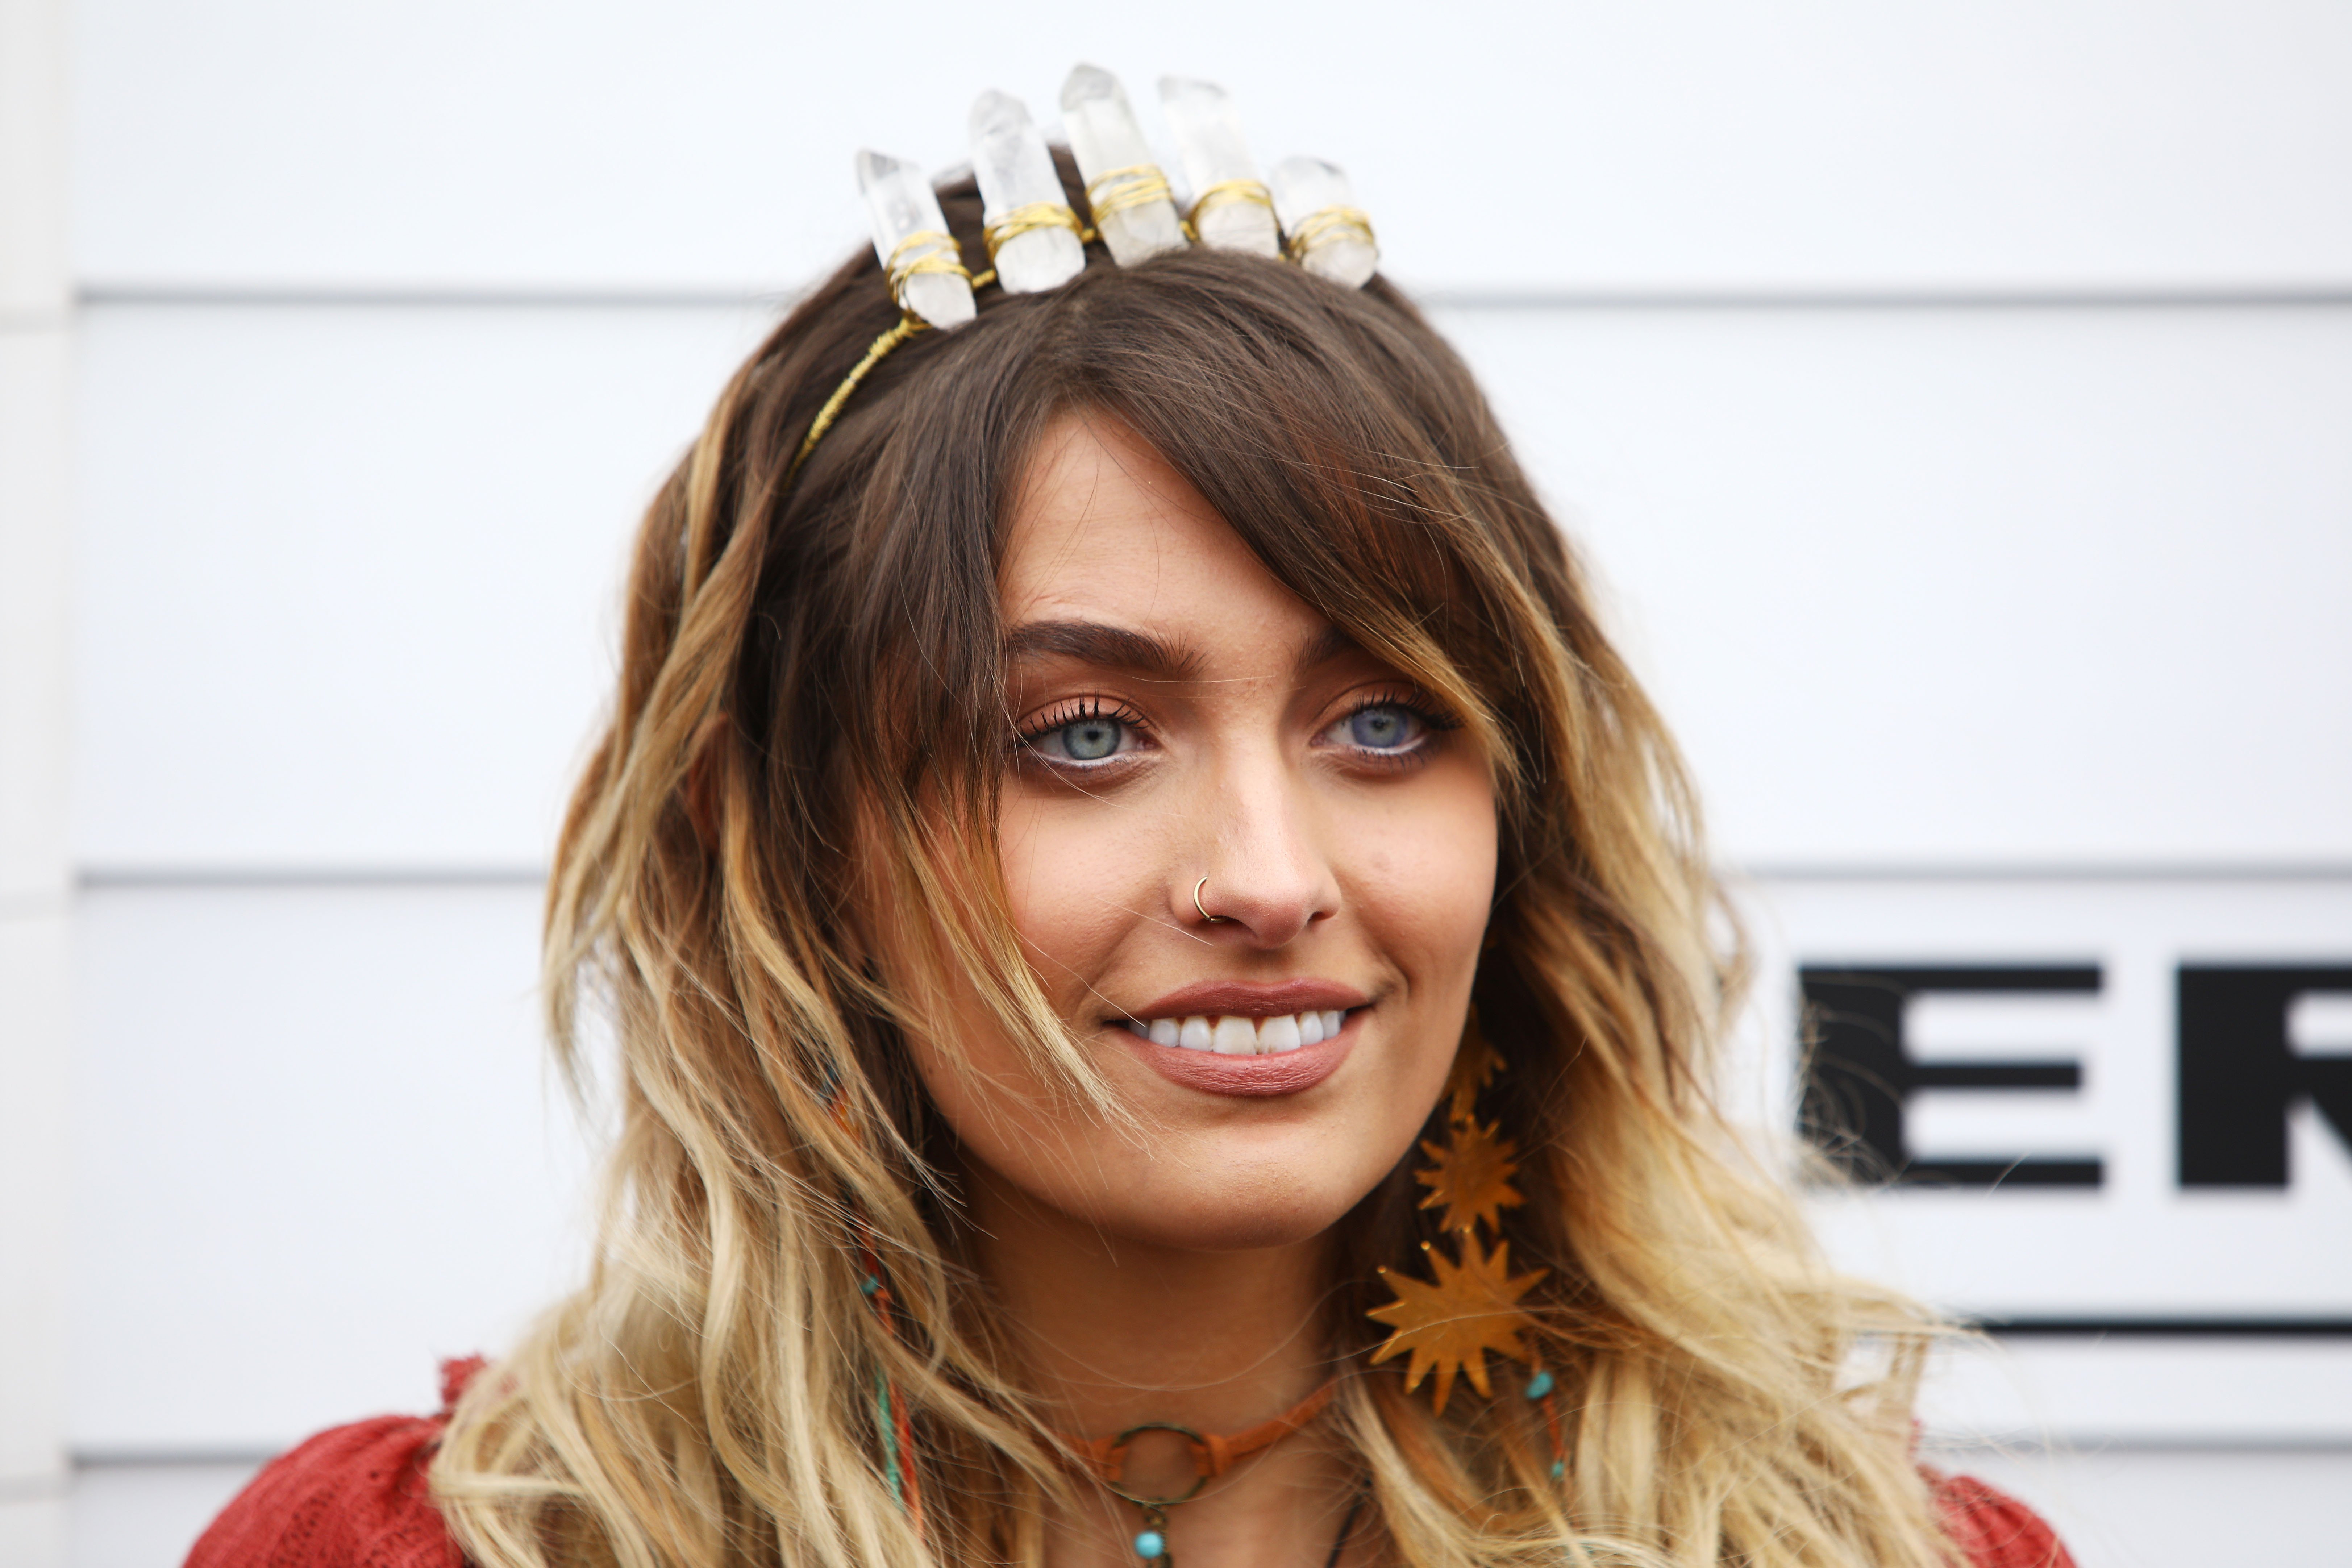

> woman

[{"left": 192, "top": 135, "right": 2070, "bottom": 1568}]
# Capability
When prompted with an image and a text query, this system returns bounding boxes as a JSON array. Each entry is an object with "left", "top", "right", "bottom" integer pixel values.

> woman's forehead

[
  {"left": 999, "top": 415, "right": 1307, "bottom": 640},
  {"left": 994, "top": 411, "right": 1453, "bottom": 701}
]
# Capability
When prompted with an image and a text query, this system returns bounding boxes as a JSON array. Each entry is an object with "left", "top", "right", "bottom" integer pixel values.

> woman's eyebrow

[
  {"left": 1002, "top": 620, "right": 1203, "bottom": 681},
  {"left": 1296, "top": 623, "right": 1357, "bottom": 671}
]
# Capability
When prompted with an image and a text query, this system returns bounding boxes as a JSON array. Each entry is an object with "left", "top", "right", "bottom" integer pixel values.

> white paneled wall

[
  {"left": 1432, "top": 304, "right": 2352, "bottom": 866},
  {"left": 71, "top": 881, "right": 592, "bottom": 1453},
  {"left": 72, "top": 303, "right": 768, "bottom": 871},
  {"left": 47, "top": 3, "right": 2352, "bottom": 1565},
  {"left": 70, "top": 1, "right": 2352, "bottom": 294}
]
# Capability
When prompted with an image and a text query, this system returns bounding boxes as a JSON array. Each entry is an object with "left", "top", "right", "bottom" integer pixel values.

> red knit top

[{"left": 189, "top": 1360, "right": 2074, "bottom": 1568}]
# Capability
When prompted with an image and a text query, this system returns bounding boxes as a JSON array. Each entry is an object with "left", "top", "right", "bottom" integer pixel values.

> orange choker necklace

[{"left": 1054, "top": 1379, "right": 1340, "bottom": 1568}]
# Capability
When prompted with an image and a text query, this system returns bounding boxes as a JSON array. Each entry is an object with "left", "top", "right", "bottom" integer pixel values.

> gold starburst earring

[{"left": 1367, "top": 1006, "right": 1550, "bottom": 1416}]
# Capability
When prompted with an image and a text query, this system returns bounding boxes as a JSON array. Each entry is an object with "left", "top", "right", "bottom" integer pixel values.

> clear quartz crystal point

[
  {"left": 1158, "top": 77, "right": 1280, "bottom": 258},
  {"left": 854, "top": 148, "right": 975, "bottom": 330},
  {"left": 969, "top": 90, "right": 1085, "bottom": 293},
  {"left": 1058, "top": 63, "right": 1186, "bottom": 266},
  {"left": 1268, "top": 156, "right": 1378, "bottom": 288}
]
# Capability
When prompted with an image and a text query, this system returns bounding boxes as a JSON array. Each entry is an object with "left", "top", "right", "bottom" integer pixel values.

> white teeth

[
  {"left": 1211, "top": 1016, "right": 1259, "bottom": 1055},
  {"left": 1132, "top": 1009, "right": 1351, "bottom": 1056}
]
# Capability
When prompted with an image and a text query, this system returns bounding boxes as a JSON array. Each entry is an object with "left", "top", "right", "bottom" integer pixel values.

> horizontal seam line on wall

[
  {"left": 74, "top": 284, "right": 2352, "bottom": 312},
  {"left": 1919, "top": 1437, "right": 2352, "bottom": 1455},
  {"left": 72, "top": 1450, "right": 279, "bottom": 1469},
  {"left": 78, "top": 284, "right": 796, "bottom": 311},
  {"left": 1975, "top": 1317, "right": 2352, "bottom": 1337},
  {"left": 1734, "top": 862, "right": 2352, "bottom": 883},
  {"left": 80, "top": 865, "right": 549, "bottom": 888},
  {"left": 1429, "top": 287, "right": 2352, "bottom": 311}
]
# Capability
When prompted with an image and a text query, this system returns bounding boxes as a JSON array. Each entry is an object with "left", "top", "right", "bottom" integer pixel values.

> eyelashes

[
  {"left": 1342, "top": 685, "right": 1462, "bottom": 732},
  {"left": 1015, "top": 698, "right": 1154, "bottom": 768}
]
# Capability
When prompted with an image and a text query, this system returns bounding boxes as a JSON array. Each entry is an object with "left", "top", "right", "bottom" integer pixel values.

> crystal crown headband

[{"left": 785, "top": 65, "right": 1378, "bottom": 487}]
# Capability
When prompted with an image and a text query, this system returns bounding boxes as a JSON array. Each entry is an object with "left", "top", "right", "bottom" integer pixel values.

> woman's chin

[{"left": 1089, "top": 1180, "right": 1365, "bottom": 1254}]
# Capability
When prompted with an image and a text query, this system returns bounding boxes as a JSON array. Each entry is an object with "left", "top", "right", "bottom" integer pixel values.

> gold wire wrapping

[
  {"left": 1185, "top": 178, "right": 1274, "bottom": 233},
  {"left": 783, "top": 313, "right": 925, "bottom": 492},
  {"left": 1282, "top": 204, "right": 1377, "bottom": 267},
  {"left": 1083, "top": 164, "right": 1176, "bottom": 227},
  {"left": 982, "top": 201, "right": 1087, "bottom": 262},
  {"left": 882, "top": 229, "right": 973, "bottom": 309}
]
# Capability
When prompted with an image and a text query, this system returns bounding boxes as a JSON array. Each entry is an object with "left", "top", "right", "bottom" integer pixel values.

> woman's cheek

[
  {"left": 999, "top": 795, "right": 1151, "bottom": 986},
  {"left": 1348, "top": 763, "right": 1498, "bottom": 953}
]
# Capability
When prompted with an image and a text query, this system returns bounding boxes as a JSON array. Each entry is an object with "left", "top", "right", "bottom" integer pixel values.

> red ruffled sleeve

[
  {"left": 1931, "top": 1468, "right": 2077, "bottom": 1568},
  {"left": 186, "top": 1357, "right": 485, "bottom": 1568}
]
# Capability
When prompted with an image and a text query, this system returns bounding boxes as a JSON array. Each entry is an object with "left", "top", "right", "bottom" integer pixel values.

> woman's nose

[{"left": 1178, "top": 760, "right": 1338, "bottom": 947}]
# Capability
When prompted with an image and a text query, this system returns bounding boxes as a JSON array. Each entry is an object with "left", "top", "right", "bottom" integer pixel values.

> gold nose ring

[{"left": 1193, "top": 877, "right": 1230, "bottom": 924}]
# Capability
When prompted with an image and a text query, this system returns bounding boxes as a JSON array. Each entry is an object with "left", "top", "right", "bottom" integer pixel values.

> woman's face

[{"left": 903, "top": 413, "right": 1498, "bottom": 1255}]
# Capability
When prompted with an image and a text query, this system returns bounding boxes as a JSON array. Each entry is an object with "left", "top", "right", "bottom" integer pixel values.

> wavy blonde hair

[{"left": 431, "top": 159, "right": 1960, "bottom": 1568}]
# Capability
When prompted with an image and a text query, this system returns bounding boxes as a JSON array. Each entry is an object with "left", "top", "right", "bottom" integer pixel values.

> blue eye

[
  {"left": 1345, "top": 703, "right": 1423, "bottom": 750},
  {"left": 1057, "top": 716, "right": 1124, "bottom": 761},
  {"left": 1021, "top": 702, "right": 1144, "bottom": 766}
]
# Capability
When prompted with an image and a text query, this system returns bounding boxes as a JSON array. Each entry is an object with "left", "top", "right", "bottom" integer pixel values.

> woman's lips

[
  {"left": 1119, "top": 1008, "right": 1360, "bottom": 1098},
  {"left": 1128, "top": 978, "right": 1368, "bottom": 1020},
  {"left": 1111, "top": 980, "right": 1369, "bottom": 1098}
]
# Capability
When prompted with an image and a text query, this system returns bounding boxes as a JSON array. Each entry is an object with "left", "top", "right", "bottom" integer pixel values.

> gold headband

[
  {"left": 782, "top": 315, "right": 924, "bottom": 492},
  {"left": 781, "top": 259, "right": 1003, "bottom": 492}
]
